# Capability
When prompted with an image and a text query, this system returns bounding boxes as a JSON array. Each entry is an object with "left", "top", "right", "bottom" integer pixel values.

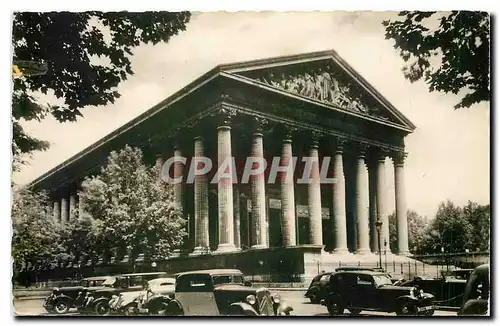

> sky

[{"left": 11, "top": 11, "right": 490, "bottom": 219}]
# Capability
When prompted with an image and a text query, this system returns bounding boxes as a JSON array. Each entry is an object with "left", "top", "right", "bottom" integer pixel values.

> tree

[
  {"left": 383, "top": 11, "right": 490, "bottom": 109},
  {"left": 388, "top": 210, "right": 427, "bottom": 253},
  {"left": 12, "top": 11, "right": 191, "bottom": 162},
  {"left": 57, "top": 216, "right": 101, "bottom": 264},
  {"left": 463, "top": 201, "right": 490, "bottom": 251},
  {"left": 421, "top": 200, "right": 473, "bottom": 253},
  {"left": 80, "top": 145, "right": 186, "bottom": 263},
  {"left": 11, "top": 188, "right": 62, "bottom": 264}
]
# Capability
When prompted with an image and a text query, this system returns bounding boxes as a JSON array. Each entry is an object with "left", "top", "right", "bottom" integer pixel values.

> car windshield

[
  {"left": 212, "top": 274, "right": 244, "bottom": 285},
  {"left": 101, "top": 276, "right": 117, "bottom": 287},
  {"left": 373, "top": 275, "right": 393, "bottom": 287}
]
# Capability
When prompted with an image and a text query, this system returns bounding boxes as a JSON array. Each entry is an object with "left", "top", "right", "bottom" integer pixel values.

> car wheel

[
  {"left": 327, "top": 302, "right": 344, "bottom": 315},
  {"left": 54, "top": 300, "right": 70, "bottom": 314},
  {"left": 396, "top": 301, "right": 417, "bottom": 316},
  {"left": 165, "top": 303, "right": 184, "bottom": 316},
  {"left": 95, "top": 301, "right": 111, "bottom": 316},
  {"left": 424, "top": 309, "right": 435, "bottom": 316},
  {"left": 348, "top": 308, "right": 362, "bottom": 315}
]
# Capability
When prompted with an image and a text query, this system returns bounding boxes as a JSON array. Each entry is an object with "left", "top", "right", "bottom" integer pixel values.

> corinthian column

[
  {"left": 192, "top": 136, "right": 209, "bottom": 254},
  {"left": 332, "top": 139, "right": 348, "bottom": 253},
  {"left": 376, "top": 149, "right": 391, "bottom": 254},
  {"left": 216, "top": 111, "right": 236, "bottom": 252},
  {"left": 173, "top": 146, "right": 184, "bottom": 212},
  {"left": 155, "top": 154, "right": 165, "bottom": 181},
  {"left": 233, "top": 186, "right": 241, "bottom": 250},
  {"left": 279, "top": 130, "right": 296, "bottom": 247},
  {"left": 250, "top": 123, "right": 268, "bottom": 249},
  {"left": 61, "top": 197, "right": 69, "bottom": 224},
  {"left": 393, "top": 151, "right": 409, "bottom": 255},
  {"left": 307, "top": 135, "right": 323, "bottom": 246},
  {"left": 78, "top": 195, "right": 86, "bottom": 220},
  {"left": 69, "top": 195, "right": 77, "bottom": 221},
  {"left": 53, "top": 201, "right": 61, "bottom": 223},
  {"left": 355, "top": 144, "right": 370, "bottom": 254}
]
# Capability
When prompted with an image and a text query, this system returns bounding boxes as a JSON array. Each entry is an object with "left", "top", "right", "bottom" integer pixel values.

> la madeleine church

[{"left": 28, "top": 50, "right": 417, "bottom": 280}]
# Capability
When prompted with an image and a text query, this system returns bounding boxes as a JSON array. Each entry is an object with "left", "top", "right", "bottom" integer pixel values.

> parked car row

[
  {"left": 305, "top": 264, "right": 489, "bottom": 316},
  {"left": 43, "top": 269, "right": 293, "bottom": 316}
]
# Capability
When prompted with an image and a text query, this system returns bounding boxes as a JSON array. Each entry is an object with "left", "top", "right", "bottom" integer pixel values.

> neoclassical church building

[{"left": 28, "top": 50, "right": 416, "bottom": 279}]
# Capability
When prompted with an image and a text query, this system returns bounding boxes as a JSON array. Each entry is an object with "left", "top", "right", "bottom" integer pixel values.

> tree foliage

[
  {"left": 389, "top": 200, "right": 490, "bottom": 254},
  {"left": 389, "top": 209, "right": 427, "bottom": 253},
  {"left": 12, "top": 11, "right": 191, "bottom": 162},
  {"left": 80, "top": 145, "right": 187, "bottom": 262},
  {"left": 383, "top": 11, "right": 490, "bottom": 109},
  {"left": 420, "top": 200, "right": 473, "bottom": 253},
  {"left": 11, "top": 189, "right": 61, "bottom": 263},
  {"left": 463, "top": 201, "right": 490, "bottom": 251}
]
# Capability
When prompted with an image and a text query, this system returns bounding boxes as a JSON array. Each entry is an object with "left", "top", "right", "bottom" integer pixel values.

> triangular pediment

[{"left": 219, "top": 50, "right": 415, "bottom": 131}]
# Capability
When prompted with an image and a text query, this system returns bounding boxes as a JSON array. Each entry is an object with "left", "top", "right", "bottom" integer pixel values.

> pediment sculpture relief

[{"left": 255, "top": 68, "right": 389, "bottom": 121}]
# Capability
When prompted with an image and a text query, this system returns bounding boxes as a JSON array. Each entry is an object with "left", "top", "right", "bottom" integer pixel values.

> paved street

[{"left": 13, "top": 290, "right": 458, "bottom": 317}]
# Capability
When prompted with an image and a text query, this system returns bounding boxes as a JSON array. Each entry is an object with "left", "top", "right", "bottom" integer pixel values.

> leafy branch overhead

[
  {"left": 12, "top": 11, "right": 191, "bottom": 159},
  {"left": 383, "top": 11, "right": 490, "bottom": 109}
]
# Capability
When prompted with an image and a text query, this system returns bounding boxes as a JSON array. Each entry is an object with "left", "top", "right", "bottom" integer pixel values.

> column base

[
  {"left": 251, "top": 244, "right": 267, "bottom": 249},
  {"left": 355, "top": 248, "right": 372, "bottom": 255},
  {"left": 398, "top": 250, "right": 411, "bottom": 256},
  {"left": 190, "top": 247, "right": 208, "bottom": 256},
  {"left": 216, "top": 243, "right": 237, "bottom": 253},
  {"left": 333, "top": 248, "right": 349, "bottom": 254}
]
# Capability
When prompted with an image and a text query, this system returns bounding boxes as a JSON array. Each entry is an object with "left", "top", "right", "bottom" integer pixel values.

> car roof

[
  {"left": 82, "top": 276, "right": 112, "bottom": 281},
  {"left": 148, "top": 277, "right": 176, "bottom": 284},
  {"left": 336, "top": 270, "right": 387, "bottom": 276},
  {"left": 115, "top": 272, "right": 167, "bottom": 277},
  {"left": 176, "top": 269, "right": 243, "bottom": 277}
]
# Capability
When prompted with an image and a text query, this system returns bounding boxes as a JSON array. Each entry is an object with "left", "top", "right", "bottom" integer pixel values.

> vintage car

[
  {"left": 109, "top": 277, "right": 176, "bottom": 315},
  {"left": 164, "top": 269, "right": 293, "bottom": 316},
  {"left": 305, "top": 267, "right": 403, "bottom": 304},
  {"left": 401, "top": 268, "right": 473, "bottom": 309},
  {"left": 43, "top": 276, "right": 112, "bottom": 314},
  {"left": 75, "top": 272, "right": 169, "bottom": 315},
  {"left": 321, "top": 270, "right": 435, "bottom": 316},
  {"left": 458, "top": 264, "right": 489, "bottom": 316}
]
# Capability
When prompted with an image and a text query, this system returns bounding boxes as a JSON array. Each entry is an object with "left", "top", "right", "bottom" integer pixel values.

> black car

[
  {"left": 321, "top": 270, "right": 435, "bottom": 316},
  {"left": 43, "top": 276, "right": 111, "bottom": 314},
  {"left": 458, "top": 264, "right": 489, "bottom": 316},
  {"left": 76, "top": 272, "right": 169, "bottom": 315},
  {"left": 164, "top": 269, "right": 293, "bottom": 316},
  {"left": 401, "top": 269, "right": 473, "bottom": 310},
  {"left": 305, "top": 267, "right": 401, "bottom": 304}
]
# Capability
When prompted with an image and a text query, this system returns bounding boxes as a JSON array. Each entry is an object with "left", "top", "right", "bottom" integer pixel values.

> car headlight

[
  {"left": 246, "top": 294, "right": 256, "bottom": 305},
  {"left": 271, "top": 293, "right": 281, "bottom": 304},
  {"left": 419, "top": 289, "right": 424, "bottom": 297},
  {"left": 78, "top": 291, "right": 82, "bottom": 296}
]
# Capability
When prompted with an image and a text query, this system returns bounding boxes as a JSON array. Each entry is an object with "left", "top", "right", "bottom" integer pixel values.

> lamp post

[
  {"left": 375, "top": 218, "right": 383, "bottom": 269},
  {"left": 151, "top": 261, "right": 157, "bottom": 272},
  {"left": 384, "top": 238, "right": 388, "bottom": 271},
  {"left": 441, "top": 246, "right": 445, "bottom": 272}
]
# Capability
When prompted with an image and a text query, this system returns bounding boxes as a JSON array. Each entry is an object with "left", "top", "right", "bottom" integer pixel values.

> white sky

[{"left": 11, "top": 11, "right": 490, "bottom": 219}]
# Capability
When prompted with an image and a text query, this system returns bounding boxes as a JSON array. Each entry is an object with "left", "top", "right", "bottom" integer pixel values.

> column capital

[
  {"left": 334, "top": 137, "right": 347, "bottom": 153},
  {"left": 251, "top": 116, "right": 269, "bottom": 134},
  {"left": 309, "top": 130, "right": 323, "bottom": 148},
  {"left": 355, "top": 142, "right": 370, "bottom": 158},
  {"left": 282, "top": 125, "right": 298, "bottom": 143},
  {"left": 373, "top": 146, "right": 391, "bottom": 163},
  {"left": 212, "top": 107, "right": 237, "bottom": 127},
  {"left": 391, "top": 151, "right": 408, "bottom": 166}
]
